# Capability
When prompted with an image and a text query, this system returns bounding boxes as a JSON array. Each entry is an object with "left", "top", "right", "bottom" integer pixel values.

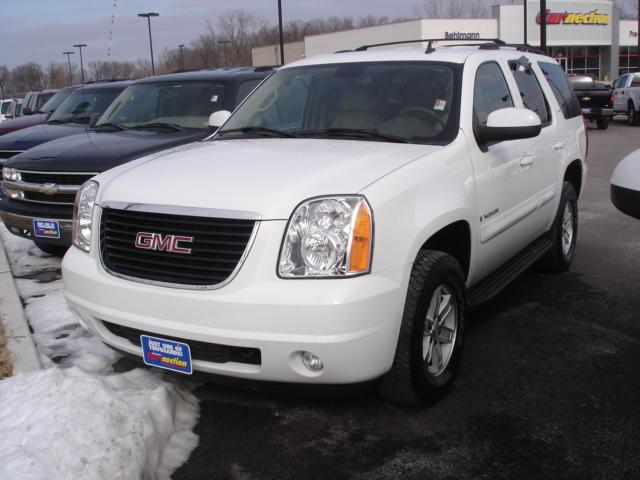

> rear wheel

[
  {"left": 377, "top": 250, "right": 466, "bottom": 406},
  {"left": 34, "top": 242, "right": 68, "bottom": 257},
  {"left": 596, "top": 118, "right": 609, "bottom": 130},
  {"left": 628, "top": 103, "right": 640, "bottom": 126},
  {"left": 539, "top": 182, "right": 578, "bottom": 273}
]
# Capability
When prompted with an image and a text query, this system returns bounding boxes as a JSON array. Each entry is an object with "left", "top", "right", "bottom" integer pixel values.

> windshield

[
  {"left": 1, "top": 102, "right": 12, "bottom": 114},
  {"left": 97, "top": 81, "right": 227, "bottom": 130},
  {"left": 35, "top": 92, "right": 55, "bottom": 112},
  {"left": 219, "top": 62, "right": 460, "bottom": 144},
  {"left": 40, "top": 88, "right": 75, "bottom": 113},
  {"left": 47, "top": 89, "right": 121, "bottom": 124}
]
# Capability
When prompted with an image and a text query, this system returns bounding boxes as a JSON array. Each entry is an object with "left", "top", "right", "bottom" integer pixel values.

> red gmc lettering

[{"left": 134, "top": 232, "right": 193, "bottom": 254}]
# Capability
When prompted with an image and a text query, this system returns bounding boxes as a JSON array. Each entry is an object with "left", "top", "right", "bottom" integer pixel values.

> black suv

[{"left": 0, "top": 67, "right": 272, "bottom": 253}]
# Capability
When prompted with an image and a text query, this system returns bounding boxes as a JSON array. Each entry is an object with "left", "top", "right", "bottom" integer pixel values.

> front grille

[
  {"left": 19, "top": 171, "right": 96, "bottom": 185},
  {"left": 100, "top": 207, "right": 256, "bottom": 287},
  {"left": 102, "top": 321, "right": 262, "bottom": 365},
  {"left": 23, "top": 191, "right": 77, "bottom": 204}
]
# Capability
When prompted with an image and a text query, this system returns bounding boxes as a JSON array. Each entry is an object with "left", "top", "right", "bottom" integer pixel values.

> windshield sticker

[
  {"left": 211, "top": 95, "right": 219, "bottom": 102},
  {"left": 434, "top": 99, "right": 447, "bottom": 111}
]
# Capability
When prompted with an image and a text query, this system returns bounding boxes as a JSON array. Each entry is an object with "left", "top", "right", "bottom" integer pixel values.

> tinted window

[
  {"left": 631, "top": 74, "right": 640, "bottom": 87},
  {"left": 1, "top": 102, "right": 12, "bottom": 114},
  {"left": 538, "top": 61, "right": 582, "bottom": 119},
  {"left": 221, "top": 62, "right": 461, "bottom": 145},
  {"left": 35, "top": 92, "right": 55, "bottom": 111},
  {"left": 48, "top": 88, "right": 123, "bottom": 124},
  {"left": 509, "top": 61, "right": 550, "bottom": 124},
  {"left": 473, "top": 62, "right": 513, "bottom": 127},
  {"left": 98, "top": 81, "right": 227, "bottom": 129},
  {"left": 236, "top": 79, "right": 262, "bottom": 105},
  {"left": 40, "top": 88, "right": 75, "bottom": 113}
]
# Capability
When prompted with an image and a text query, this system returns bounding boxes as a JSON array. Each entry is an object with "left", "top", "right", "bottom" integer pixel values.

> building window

[
  {"left": 550, "top": 46, "right": 600, "bottom": 79},
  {"left": 620, "top": 47, "right": 639, "bottom": 76}
]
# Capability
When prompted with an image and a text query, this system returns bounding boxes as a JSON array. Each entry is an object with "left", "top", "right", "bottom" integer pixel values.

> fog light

[
  {"left": 301, "top": 351, "right": 323, "bottom": 372},
  {"left": 4, "top": 187, "right": 24, "bottom": 200}
]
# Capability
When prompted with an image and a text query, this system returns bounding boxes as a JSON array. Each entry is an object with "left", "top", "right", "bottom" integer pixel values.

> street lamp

[
  {"left": 277, "top": 0, "right": 285, "bottom": 65},
  {"left": 62, "top": 51, "right": 74, "bottom": 84},
  {"left": 73, "top": 43, "right": 87, "bottom": 83},
  {"left": 218, "top": 40, "right": 231, "bottom": 66},
  {"left": 178, "top": 44, "right": 185, "bottom": 70},
  {"left": 138, "top": 12, "right": 159, "bottom": 75},
  {"left": 540, "top": 0, "right": 547, "bottom": 53}
]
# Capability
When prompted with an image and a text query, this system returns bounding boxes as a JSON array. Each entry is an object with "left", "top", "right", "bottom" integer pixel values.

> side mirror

[
  {"left": 611, "top": 151, "right": 640, "bottom": 220},
  {"left": 208, "top": 110, "right": 231, "bottom": 129},
  {"left": 88, "top": 113, "right": 102, "bottom": 129},
  {"left": 477, "top": 107, "right": 542, "bottom": 144}
]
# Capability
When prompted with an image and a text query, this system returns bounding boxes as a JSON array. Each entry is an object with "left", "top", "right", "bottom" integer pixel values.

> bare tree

[
  {"left": 218, "top": 10, "right": 260, "bottom": 66},
  {"left": 46, "top": 62, "right": 70, "bottom": 88},
  {"left": 11, "top": 63, "right": 45, "bottom": 94},
  {"left": 87, "top": 60, "right": 137, "bottom": 81}
]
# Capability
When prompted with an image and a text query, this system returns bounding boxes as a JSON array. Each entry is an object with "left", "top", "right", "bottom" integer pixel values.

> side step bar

[{"left": 467, "top": 236, "right": 553, "bottom": 309}]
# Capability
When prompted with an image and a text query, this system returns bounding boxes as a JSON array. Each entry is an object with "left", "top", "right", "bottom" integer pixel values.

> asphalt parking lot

[{"left": 173, "top": 118, "right": 640, "bottom": 480}]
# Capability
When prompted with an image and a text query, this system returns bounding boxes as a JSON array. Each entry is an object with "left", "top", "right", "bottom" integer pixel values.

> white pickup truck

[
  {"left": 62, "top": 41, "right": 587, "bottom": 405},
  {"left": 612, "top": 72, "right": 640, "bottom": 125}
]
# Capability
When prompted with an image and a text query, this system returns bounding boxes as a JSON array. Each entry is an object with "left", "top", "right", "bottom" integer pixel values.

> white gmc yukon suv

[{"left": 62, "top": 42, "right": 587, "bottom": 405}]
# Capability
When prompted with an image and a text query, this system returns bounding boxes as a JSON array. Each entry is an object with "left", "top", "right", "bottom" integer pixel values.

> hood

[
  {"left": 0, "top": 122, "right": 85, "bottom": 152},
  {"left": 7, "top": 129, "right": 209, "bottom": 172},
  {"left": 99, "top": 138, "right": 440, "bottom": 220},
  {"left": 0, "top": 114, "right": 47, "bottom": 135}
]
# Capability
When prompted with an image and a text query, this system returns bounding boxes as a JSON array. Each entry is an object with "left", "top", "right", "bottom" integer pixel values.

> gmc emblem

[{"left": 134, "top": 232, "right": 194, "bottom": 254}]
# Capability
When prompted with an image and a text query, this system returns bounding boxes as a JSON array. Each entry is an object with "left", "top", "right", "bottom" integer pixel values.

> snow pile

[
  {"left": 0, "top": 368, "right": 199, "bottom": 480},
  {"left": 0, "top": 224, "right": 200, "bottom": 478}
]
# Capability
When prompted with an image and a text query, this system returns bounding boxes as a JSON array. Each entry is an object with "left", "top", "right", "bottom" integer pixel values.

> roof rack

[
  {"left": 352, "top": 38, "right": 545, "bottom": 56},
  {"left": 354, "top": 38, "right": 505, "bottom": 52}
]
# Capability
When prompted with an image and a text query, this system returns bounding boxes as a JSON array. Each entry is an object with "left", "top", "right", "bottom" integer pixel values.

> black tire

[
  {"left": 596, "top": 118, "right": 609, "bottom": 130},
  {"left": 34, "top": 242, "right": 68, "bottom": 257},
  {"left": 539, "top": 182, "right": 578, "bottom": 273},
  {"left": 377, "top": 250, "right": 466, "bottom": 406},
  {"left": 628, "top": 103, "right": 640, "bottom": 126}
]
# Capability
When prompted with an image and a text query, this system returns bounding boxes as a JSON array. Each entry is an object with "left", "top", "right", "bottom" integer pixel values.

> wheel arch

[
  {"left": 564, "top": 159, "right": 583, "bottom": 197},
  {"left": 418, "top": 220, "right": 471, "bottom": 281}
]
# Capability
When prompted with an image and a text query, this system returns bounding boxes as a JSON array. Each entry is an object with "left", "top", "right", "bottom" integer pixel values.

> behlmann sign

[
  {"left": 526, "top": 1, "right": 612, "bottom": 46},
  {"left": 444, "top": 32, "right": 481, "bottom": 40}
]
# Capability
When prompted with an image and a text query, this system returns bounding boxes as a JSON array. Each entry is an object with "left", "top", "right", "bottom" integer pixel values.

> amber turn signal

[{"left": 348, "top": 201, "right": 372, "bottom": 273}]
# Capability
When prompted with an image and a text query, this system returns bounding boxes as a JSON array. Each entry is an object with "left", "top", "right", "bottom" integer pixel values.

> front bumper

[
  {"left": 62, "top": 221, "right": 411, "bottom": 384},
  {"left": 0, "top": 209, "right": 73, "bottom": 245}
]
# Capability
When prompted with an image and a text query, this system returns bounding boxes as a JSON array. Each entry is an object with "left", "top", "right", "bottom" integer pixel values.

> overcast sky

[{"left": 0, "top": 0, "right": 421, "bottom": 69}]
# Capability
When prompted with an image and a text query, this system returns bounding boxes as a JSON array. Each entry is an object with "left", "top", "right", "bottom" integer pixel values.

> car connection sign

[{"left": 536, "top": 9, "right": 609, "bottom": 26}]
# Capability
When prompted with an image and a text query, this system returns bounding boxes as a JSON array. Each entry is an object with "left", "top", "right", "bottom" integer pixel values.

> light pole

[
  {"left": 138, "top": 12, "right": 159, "bottom": 75},
  {"left": 62, "top": 51, "right": 74, "bottom": 84},
  {"left": 523, "top": 0, "right": 527, "bottom": 45},
  {"left": 73, "top": 43, "right": 87, "bottom": 83},
  {"left": 178, "top": 44, "right": 185, "bottom": 70},
  {"left": 277, "top": 0, "right": 285, "bottom": 65},
  {"left": 540, "top": 0, "right": 547, "bottom": 53},
  {"left": 219, "top": 40, "right": 231, "bottom": 66}
]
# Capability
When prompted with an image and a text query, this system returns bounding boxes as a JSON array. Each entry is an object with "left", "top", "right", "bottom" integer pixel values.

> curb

[{"left": 0, "top": 234, "right": 41, "bottom": 374}]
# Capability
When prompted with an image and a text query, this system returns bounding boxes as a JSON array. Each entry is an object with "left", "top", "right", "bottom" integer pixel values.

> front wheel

[
  {"left": 378, "top": 251, "right": 466, "bottom": 406},
  {"left": 539, "top": 182, "right": 578, "bottom": 273},
  {"left": 628, "top": 104, "right": 640, "bottom": 126}
]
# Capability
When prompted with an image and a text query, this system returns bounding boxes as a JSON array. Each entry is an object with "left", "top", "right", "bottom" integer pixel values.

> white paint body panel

[{"left": 63, "top": 46, "right": 586, "bottom": 384}]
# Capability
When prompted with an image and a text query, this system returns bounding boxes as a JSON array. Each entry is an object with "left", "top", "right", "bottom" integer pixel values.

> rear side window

[
  {"left": 538, "top": 61, "right": 582, "bottom": 119},
  {"left": 509, "top": 61, "right": 550, "bottom": 125},
  {"left": 473, "top": 62, "right": 514, "bottom": 127},
  {"left": 631, "top": 74, "right": 640, "bottom": 87}
]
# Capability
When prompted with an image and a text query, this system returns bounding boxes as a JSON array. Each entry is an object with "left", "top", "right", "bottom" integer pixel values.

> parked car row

[{"left": 0, "top": 67, "right": 272, "bottom": 253}]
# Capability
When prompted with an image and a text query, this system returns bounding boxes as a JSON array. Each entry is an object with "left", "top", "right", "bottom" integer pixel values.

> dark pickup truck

[{"left": 569, "top": 74, "right": 614, "bottom": 129}]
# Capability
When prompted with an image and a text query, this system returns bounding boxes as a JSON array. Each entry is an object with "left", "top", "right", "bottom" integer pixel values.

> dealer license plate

[
  {"left": 33, "top": 219, "right": 61, "bottom": 239},
  {"left": 141, "top": 334, "right": 193, "bottom": 375},
  {"left": 582, "top": 108, "right": 591, "bottom": 114}
]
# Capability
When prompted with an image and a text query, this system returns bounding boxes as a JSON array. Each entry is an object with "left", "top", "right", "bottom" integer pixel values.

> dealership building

[{"left": 252, "top": 0, "right": 639, "bottom": 80}]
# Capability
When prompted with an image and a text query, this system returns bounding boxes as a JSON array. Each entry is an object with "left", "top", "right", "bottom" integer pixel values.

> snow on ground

[{"left": 0, "top": 224, "right": 200, "bottom": 479}]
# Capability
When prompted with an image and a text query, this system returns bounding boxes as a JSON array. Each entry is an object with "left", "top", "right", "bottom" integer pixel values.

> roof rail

[
  {"left": 353, "top": 38, "right": 506, "bottom": 52},
  {"left": 84, "top": 78, "right": 130, "bottom": 84},
  {"left": 478, "top": 42, "right": 544, "bottom": 55}
]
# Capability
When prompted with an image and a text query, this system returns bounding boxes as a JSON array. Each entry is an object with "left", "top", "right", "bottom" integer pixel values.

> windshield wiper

[
  {"left": 47, "top": 119, "right": 71, "bottom": 125},
  {"left": 128, "top": 122, "right": 184, "bottom": 132},
  {"left": 93, "top": 122, "right": 126, "bottom": 131},
  {"left": 70, "top": 116, "right": 93, "bottom": 124},
  {"left": 218, "top": 126, "right": 297, "bottom": 138},
  {"left": 298, "top": 128, "right": 410, "bottom": 144}
]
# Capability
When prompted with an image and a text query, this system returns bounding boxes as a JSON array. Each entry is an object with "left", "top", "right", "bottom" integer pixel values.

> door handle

[
  {"left": 520, "top": 154, "right": 534, "bottom": 167},
  {"left": 553, "top": 141, "right": 565, "bottom": 151}
]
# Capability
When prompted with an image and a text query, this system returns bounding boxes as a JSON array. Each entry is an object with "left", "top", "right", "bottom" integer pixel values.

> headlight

[
  {"left": 73, "top": 180, "right": 99, "bottom": 253},
  {"left": 2, "top": 167, "right": 21, "bottom": 182},
  {"left": 278, "top": 196, "right": 373, "bottom": 278}
]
